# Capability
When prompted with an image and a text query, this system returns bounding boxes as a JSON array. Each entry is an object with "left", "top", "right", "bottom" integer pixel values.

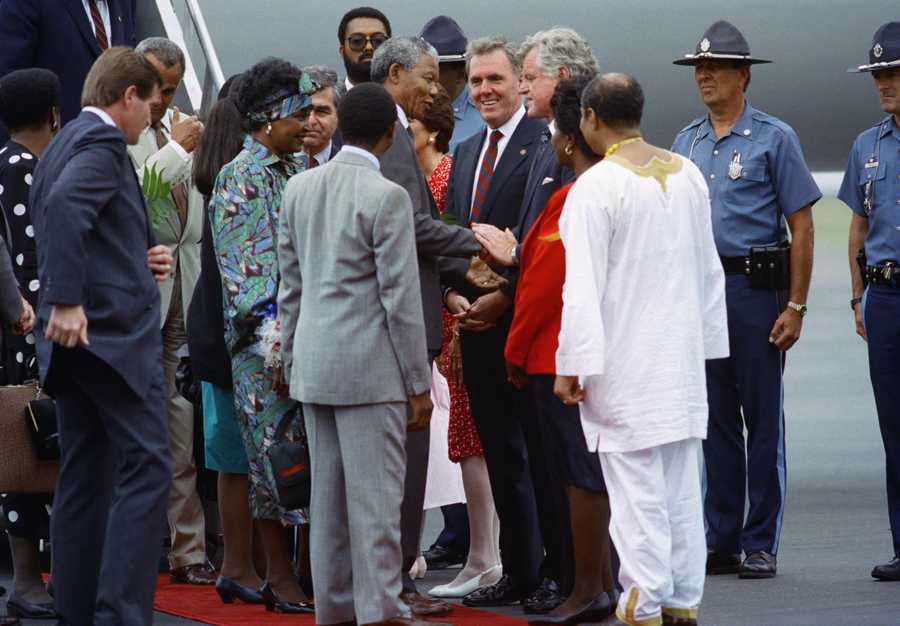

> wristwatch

[
  {"left": 786, "top": 301, "right": 808, "bottom": 317},
  {"left": 850, "top": 297, "right": 862, "bottom": 310},
  {"left": 509, "top": 244, "right": 519, "bottom": 266}
]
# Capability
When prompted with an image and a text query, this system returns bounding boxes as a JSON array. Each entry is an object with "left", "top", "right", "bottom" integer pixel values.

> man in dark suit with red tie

[
  {"left": 30, "top": 48, "right": 172, "bottom": 626},
  {"left": 441, "top": 35, "right": 549, "bottom": 609},
  {"left": 0, "top": 0, "right": 137, "bottom": 142}
]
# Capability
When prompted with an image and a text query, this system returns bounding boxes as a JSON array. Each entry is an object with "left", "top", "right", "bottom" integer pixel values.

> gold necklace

[{"left": 604, "top": 136, "right": 644, "bottom": 159}]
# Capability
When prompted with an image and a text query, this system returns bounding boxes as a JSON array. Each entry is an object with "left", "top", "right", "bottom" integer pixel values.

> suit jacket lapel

[
  {"left": 64, "top": 0, "right": 103, "bottom": 58},
  {"left": 480, "top": 120, "right": 537, "bottom": 223},
  {"left": 517, "top": 138, "right": 550, "bottom": 232},
  {"left": 108, "top": 0, "right": 126, "bottom": 45},
  {"left": 457, "top": 129, "right": 484, "bottom": 223}
]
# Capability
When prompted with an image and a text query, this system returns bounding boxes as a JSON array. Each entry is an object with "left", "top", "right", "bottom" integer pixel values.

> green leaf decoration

[
  {"left": 441, "top": 211, "right": 458, "bottom": 226},
  {"left": 141, "top": 163, "right": 176, "bottom": 228}
]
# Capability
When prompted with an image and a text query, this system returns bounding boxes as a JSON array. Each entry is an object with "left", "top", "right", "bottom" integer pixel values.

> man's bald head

[{"left": 581, "top": 72, "right": 644, "bottom": 131}]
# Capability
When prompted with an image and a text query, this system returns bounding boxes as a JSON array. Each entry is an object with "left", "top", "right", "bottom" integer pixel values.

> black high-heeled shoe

[
  {"left": 526, "top": 591, "right": 614, "bottom": 625},
  {"left": 215, "top": 576, "right": 265, "bottom": 605},
  {"left": 260, "top": 582, "right": 315, "bottom": 614},
  {"left": 5, "top": 595, "right": 58, "bottom": 619}
]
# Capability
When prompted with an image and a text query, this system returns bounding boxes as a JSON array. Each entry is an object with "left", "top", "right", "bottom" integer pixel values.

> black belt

[
  {"left": 866, "top": 264, "right": 900, "bottom": 287},
  {"left": 720, "top": 256, "right": 751, "bottom": 275}
]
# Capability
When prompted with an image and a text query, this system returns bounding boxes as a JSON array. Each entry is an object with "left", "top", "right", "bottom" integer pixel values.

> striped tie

[
  {"left": 88, "top": 0, "right": 109, "bottom": 51},
  {"left": 470, "top": 129, "right": 503, "bottom": 221}
]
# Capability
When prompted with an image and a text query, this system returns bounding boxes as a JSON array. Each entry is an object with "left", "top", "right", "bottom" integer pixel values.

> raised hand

[{"left": 170, "top": 107, "right": 204, "bottom": 153}]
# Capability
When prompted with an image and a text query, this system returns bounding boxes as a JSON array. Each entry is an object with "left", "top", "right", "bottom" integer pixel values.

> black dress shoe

[
  {"left": 422, "top": 544, "right": 466, "bottom": 570},
  {"left": 260, "top": 582, "right": 315, "bottom": 614},
  {"left": 871, "top": 556, "right": 900, "bottom": 580},
  {"left": 527, "top": 591, "right": 615, "bottom": 624},
  {"left": 462, "top": 575, "right": 526, "bottom": 607},
  {"left": 739, "top": 551, "right": 776, "bottom": 579},
  {"left": 6, "top": 595, "right": 58, "bottom": 619},
  {"left": 215, "top": 576, "right": 264, "bottom": 604},
  {"left": 523, "top": 578, "right": 563, "bottom": 614},
  {"left": 706, "top": 551, "right": 742, "bottom": 575}
]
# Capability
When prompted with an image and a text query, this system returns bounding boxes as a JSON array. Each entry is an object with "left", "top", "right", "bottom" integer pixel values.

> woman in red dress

[
  {"left": 410, "top": 86, "right": 501, "bottom": 597},
  {"left": 474, "top": 79, "right": 616, "bottom": 623}
]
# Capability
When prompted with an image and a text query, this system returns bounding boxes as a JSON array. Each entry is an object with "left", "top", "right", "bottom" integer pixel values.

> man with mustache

[
  {"left": 840, "top": 21, "right": 900, "bottom": 583},
  {"left": 338, "top": 6, "right": 391, "bottom": 90},
  {"left": 671, "top": 20, "right": 820, "bottom": 580}
]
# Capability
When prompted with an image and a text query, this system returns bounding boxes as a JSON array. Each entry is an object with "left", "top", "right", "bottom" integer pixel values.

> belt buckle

[{"left": 883, "top": 262, "right": 896, "bottom": 282}]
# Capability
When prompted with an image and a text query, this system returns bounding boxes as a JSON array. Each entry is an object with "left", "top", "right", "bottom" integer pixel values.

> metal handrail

[{"left": 183, "top": 0, "right": 225, "bottom": 94}]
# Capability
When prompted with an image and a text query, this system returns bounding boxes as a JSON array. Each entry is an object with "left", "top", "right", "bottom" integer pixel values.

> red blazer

[{"left": 505, "top": 181, "right": 574, "bottom": 374}]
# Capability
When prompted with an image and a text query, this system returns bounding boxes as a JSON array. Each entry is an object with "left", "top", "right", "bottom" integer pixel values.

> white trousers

[{"left": 600, "top": 438, "right": 705, "bottom": 626}]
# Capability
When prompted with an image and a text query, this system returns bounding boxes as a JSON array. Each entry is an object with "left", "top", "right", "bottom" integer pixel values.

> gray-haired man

[
  {"left": 128, "top": 36, "right": 214, "bottom": 586},
  {"left": 371, "top": 35, "right": 484, "bottom": 618},
  {"left": 298, "top": 65, "right": 342, "bottom": 167}
]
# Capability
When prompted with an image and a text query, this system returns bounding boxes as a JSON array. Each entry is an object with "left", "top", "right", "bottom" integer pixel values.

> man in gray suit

[
  {"left": 278, "top": 84, "right": 448, "bottom": 626},
  {"left": 371, "top": 35, "right": 483, "bottom": 616}
]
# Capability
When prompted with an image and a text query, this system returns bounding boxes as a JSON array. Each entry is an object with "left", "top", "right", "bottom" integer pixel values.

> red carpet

[{"left": 154, "top": 576, "right": 529, "bottom": 625}]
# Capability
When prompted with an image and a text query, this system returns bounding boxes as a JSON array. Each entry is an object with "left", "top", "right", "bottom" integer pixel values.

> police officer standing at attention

[
  {"left": 840, "top": 21, "right": 900, "bottom": 582},
  {"left": 672, "top": 20, "right": 820, "bottom": 580}
]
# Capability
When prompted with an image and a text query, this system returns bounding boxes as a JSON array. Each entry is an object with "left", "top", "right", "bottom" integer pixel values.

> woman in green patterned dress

[{"left": 209, "top": 58, "right": 316, "bottom": 613}]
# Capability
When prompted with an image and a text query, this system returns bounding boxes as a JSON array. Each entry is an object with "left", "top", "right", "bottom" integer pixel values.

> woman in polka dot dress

[{"left": 0, "top": 68, "right": 60, "bottom": 620}]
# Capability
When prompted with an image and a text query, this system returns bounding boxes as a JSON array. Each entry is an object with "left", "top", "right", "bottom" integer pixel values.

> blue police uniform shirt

[
  {"left": 672, "top": 101, "right": 821, "bottom": 257},
  {"left": 448, "top": 85, "right": 484, "bottom": 151},
  {"left": 838, "top": 116, "right": 900, "bottom": 266}
]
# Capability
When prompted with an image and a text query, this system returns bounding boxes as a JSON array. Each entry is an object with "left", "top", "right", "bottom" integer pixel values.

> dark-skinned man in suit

[
  {"left": 30, "top": 47, "right": 173, "bottom": 626},
  {"left": 0, "top": 0, "right": 137, "bottom": 144},
  {"left": 441, "top": 35, "right": 549, "bottom": 610}
]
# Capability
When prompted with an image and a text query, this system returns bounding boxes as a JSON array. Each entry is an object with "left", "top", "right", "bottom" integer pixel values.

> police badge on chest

[{"left": 728, "top": 151, "right": 744, "bottom": 180}]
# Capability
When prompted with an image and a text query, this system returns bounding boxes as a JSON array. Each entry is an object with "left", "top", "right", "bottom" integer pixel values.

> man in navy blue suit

[
  {"left": 30, "top": 47, "right": 173, "bottom": 626},
  {"left": 440, "top": 35, "right": 548, "bottom": 610},
  {"left": 0, "top": 0, "right": 136, "bottom": 142}
]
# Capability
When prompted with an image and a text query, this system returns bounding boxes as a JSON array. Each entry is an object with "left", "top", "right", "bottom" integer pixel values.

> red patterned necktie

[
  {"left": 308, "top": 156, "right": 319, "bottom": 168},
  {"left": 88, "top": 0, "right": 109, "bottom": 50},
  {"left": 470, "top": 129, "right": 503, "bottom": 221}
]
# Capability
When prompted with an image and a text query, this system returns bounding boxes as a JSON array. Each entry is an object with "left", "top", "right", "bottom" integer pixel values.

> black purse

[
  {"left": 25, "top": 391, "right": 59, "bottom": 461},
  {"left": 267, "top": 408, "right": 311, "bottom": 510}
]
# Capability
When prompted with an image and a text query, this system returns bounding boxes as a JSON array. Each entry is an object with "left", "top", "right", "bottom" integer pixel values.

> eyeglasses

[{"left": 346, "top": 33, "right": 388, "bottom": 52}]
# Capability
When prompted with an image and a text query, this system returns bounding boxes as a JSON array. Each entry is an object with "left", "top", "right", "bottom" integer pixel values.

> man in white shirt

[
  {"left": 554, "top": 73, "right": 728, "bottom": 626},
  {"left": 127, "top": 37, "right": 214, "bottom": 586},
  {"left": 296, "top": 66, "right": 341, "bottom": 168}
]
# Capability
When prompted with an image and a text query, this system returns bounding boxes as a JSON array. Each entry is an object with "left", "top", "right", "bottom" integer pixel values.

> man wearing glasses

[{"left": 338, "top": 6, "right": 391, "bottom": 90}]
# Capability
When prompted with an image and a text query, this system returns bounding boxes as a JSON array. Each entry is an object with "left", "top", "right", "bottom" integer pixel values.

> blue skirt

[{"left": 202, "top": 382, "right": 249, "bottom": 474}]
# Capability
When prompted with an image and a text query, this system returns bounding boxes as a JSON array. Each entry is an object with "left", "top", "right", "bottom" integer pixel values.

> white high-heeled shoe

[
  {"left": 408, "top": 555, "right": 427, "bottom": 580},
  {"left": 427, "top": 564, "right": 503, "bottom": 598}
]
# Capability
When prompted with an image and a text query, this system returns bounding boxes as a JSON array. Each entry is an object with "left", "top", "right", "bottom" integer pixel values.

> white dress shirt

[
  {"left": 83, "top": 106, "right": 116, "bottom": 127},
  {"left": 556, "top": 153, "right": 729, "bottom": 453},
  {"left": 470, "top": 105, "right": 526, "bottom": 216},
  {"left": 309, "top": 141, "right": 334, "bottom": 165},
  {"left": 81, "top": 0, "right": 112, "bottom": 42},
  {"left": 339, "top": 145, "right": 379, "bottom": 168}
]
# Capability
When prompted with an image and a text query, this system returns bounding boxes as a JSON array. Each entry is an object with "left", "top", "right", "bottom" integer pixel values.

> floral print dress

[{"left": 209, "top": 136, "right": 306, "bottom": 524}]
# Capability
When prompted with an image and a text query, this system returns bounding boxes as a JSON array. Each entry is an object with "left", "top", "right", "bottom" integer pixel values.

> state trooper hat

[
  {"left": 419, "top": 15, "right": 467, "bottom": 63},
  {"left": 849, "top": 22, "right": 900, "bottom": 73},
  {"left": 673, "top": 20, "right": 771, "bottom": 66}
]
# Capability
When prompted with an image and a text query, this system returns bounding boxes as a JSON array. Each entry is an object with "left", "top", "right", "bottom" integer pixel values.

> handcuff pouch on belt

[
  {"left": 748, "top": 241, "right": 790, "bottom": 290},
  {"left": 857, "top": 248, "right": 868, "bottom": 288}
]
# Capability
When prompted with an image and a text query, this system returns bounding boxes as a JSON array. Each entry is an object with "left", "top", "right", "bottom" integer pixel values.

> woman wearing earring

[
  {"left": 475, "top": 78, "right": 617, "bottom": 625},
  {"left": 410, "top": 86, "right": 503, "bottom": 598},
  {"left": 0, "top": 68, "right": 61, "bottom": 622},
  {"left": 209, "top": 58, "right": 316, "bottom": 614}
]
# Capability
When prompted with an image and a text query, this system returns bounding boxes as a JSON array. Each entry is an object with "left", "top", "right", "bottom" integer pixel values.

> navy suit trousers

[
  {"left": 704, "top": 274, "right": 787, "bottom": 556},
  {"left": 51, "top": 348, "right": 171, "bottom": 626},
  {"left": 864, "top": 285, "right": 900, "bottom": 557}
]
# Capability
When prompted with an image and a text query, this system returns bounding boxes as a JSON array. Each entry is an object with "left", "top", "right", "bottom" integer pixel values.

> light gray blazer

[{"left": 277, "top": 149, "right": 431, "bottom": 406}]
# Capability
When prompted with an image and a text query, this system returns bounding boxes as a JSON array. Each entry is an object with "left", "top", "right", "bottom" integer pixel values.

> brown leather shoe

[
  {"left": 170, "top": 562, "right": 217, "bottom": 585},
  {"left": 399, "top": 591, "right": 452, "bottom": 616}
]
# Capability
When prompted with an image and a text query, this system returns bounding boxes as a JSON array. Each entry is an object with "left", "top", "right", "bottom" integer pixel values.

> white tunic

[{"left": 555, "top": 153, "right": 729, "bottom": 453}]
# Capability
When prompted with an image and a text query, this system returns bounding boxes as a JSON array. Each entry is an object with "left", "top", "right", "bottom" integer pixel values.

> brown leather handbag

[{"left": 0, "top": 383, "right": 58, "bottom": 493}]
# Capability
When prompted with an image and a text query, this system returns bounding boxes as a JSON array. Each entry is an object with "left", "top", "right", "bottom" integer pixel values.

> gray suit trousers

[{"left": 304, "top": 402, "right": 411, "bottom": 625}]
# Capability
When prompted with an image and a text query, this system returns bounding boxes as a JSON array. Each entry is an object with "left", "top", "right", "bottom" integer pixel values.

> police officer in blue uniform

[
  {"left": 840, "top": 21, "right": 900, "bottom": 582},
  {"left": 672, "top": 20, "right": 821, "bottom": 579}
]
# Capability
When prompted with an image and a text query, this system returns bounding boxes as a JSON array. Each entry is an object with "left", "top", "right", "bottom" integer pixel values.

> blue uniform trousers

[
  {"left": 704, "top": 274, "right": 787, "bottom": 555},
  {"left": 863, "top": 285, "right": 900, "bottom": 557}
]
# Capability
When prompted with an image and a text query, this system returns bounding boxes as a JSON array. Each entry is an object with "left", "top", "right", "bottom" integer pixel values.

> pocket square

[{"left": 541, "top": 177, "right": 555, "bottom": 185}]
